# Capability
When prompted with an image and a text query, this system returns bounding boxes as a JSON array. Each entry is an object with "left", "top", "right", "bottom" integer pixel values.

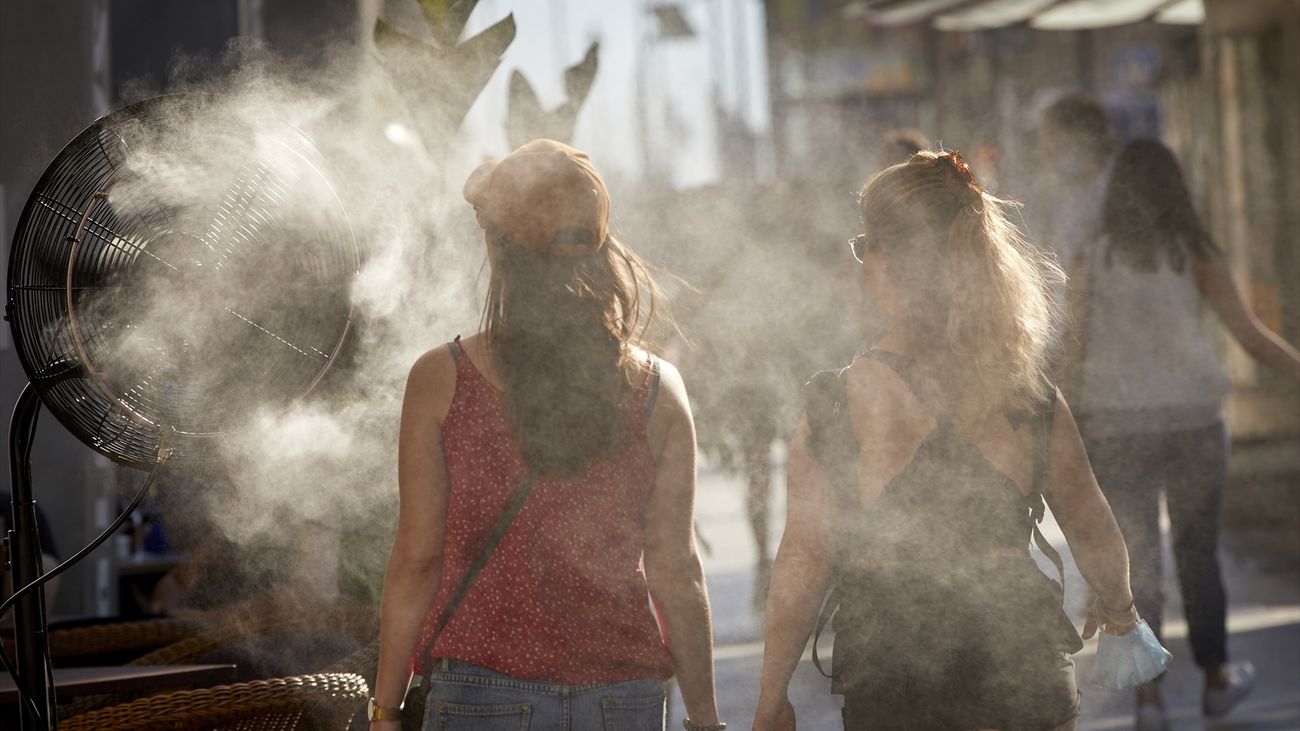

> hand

[
  {"left": 369, "top": 721, "right": 402, "bottom": 731},
  {"left": 753, "top": 695, "right": 795, "bottom": 731},
  {"left": 1083, "top": 596, "right": 1139, "bottom": 639}
]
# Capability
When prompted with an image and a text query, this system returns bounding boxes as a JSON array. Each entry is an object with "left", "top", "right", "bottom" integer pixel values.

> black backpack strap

[
  {"left": 803, "top": 367, "right": 857, "bottom": 486},
  {"left": 802, "top": 367, "right": 855, "bottom": 680},
  {"left": 1030, "top": 388, "right": 1065, "bottom": 591}
]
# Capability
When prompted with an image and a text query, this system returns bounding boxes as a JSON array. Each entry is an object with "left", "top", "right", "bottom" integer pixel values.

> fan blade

[{"left": 31, "top": 352, "right": 86, "bottom": 386}]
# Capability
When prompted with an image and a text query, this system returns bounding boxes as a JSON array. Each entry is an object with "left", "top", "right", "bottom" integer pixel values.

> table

[
  {"left": 116, "top": 553, "right": 185, "bottom": 618},
  {"left": 0, "top": 663, "right": 237, "bottom": 704}
]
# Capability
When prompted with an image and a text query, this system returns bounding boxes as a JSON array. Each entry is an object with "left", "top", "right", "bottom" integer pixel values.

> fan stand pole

[{"left": 7, "top": 382, "right": 57, "bottom": 729}]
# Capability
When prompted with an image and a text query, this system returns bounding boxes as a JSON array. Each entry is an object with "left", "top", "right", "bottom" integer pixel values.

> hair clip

[{"left": 938, "top": 149, "right": 985, "bottom": 212}]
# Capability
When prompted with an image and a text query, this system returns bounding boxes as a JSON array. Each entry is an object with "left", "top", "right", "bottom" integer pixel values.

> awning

[{"left": 844, "top": 0, "right": 1204, "bottom": 30}]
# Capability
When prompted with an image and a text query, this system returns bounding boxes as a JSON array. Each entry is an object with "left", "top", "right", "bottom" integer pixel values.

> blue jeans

[
  {"left": 422, "top": 659, "right": 667, "bottom": 731},
  {"left": 1080, "top": 420, "right": 1229, "bottom": 670}
]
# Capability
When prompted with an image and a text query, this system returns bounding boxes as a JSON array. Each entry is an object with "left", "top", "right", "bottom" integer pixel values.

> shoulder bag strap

[
  {"left": 430, "top": 469, "right": 540, "bottom": 640},
  {"left": 405, "top": 469, "right": 537, "bottom": 726}
]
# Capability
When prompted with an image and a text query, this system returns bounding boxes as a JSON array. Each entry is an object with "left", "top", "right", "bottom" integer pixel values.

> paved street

[{"left": 669, "top": 454, "right": 1300, "bottom": 731}]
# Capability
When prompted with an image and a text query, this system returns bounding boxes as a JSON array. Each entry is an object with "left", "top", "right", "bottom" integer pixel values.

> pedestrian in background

[
  {"left": 370, "top": 140, "right": 723, "bottom": 731},
  {"left": 1066, "top": 137, "right": 1300, "bottom": 729}
]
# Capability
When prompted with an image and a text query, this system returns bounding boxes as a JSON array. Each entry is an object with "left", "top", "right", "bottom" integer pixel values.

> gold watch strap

[{"left": 370, "top": 701, "right": 403, "bottom": 721}]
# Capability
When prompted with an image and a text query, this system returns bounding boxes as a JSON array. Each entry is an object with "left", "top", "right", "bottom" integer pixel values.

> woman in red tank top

[{"left": 370, "top": 140, "right": 724, "bottom": 731}]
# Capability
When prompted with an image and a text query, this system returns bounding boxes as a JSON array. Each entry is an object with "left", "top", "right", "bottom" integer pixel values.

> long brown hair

[
  {"left": 482, "top": 231, "right": 665, "bottom": 476},
  {"left": 859, "top": 150, "right": 1062, "bottom": 421},
  {"left": 1101, "top": 138, "right": 1219, "bottom": 272}
]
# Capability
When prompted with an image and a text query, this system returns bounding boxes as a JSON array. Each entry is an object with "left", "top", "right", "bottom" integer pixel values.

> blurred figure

[
  {"left": 879, "top": 127, "right": 930, "bottom": 167},
  {"left": 372, "top": 140, "right": 721, "bottom": 731},
  {"left": 970, "top": 143, "right": 1002, "bottom": 193},
  {"left": 754, "top": 150, "right": 1140, "bottom": 731},
  {"left": 683, "top": 179, "right": 861, "bottom": 617},
  {"left": 1037, "top": 93, "right": 1117, "bottom": 279},
  {"left": 694, "top": 349, "right": 782, "bottom": 615},
  {"left": 1067, "top": 138, "right": 1300, "bottom": 729}
]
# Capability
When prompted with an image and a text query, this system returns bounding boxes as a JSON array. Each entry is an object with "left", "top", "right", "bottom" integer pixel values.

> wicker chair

[
  {"left": 58, "top": 601, "right": 379, "bottom": 720},
  {"left": 1, "top": 617, "right": 202, "bottom": 664},
  {"left": 59, "top": 672, "right": 368, "bottom": 731},
  {"left": 127, "top": 602, "right": 379, "bottom": 668},
  {"left": 54, "top": 617, "right": 203, "bottom": 661},
  {"left": 321, "top": 638, "right": 379, "bottom": 690}
]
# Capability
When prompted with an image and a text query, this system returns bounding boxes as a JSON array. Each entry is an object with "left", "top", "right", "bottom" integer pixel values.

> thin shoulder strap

[
  {"left": 446, "top": 339, "right": 461, "bottom": 363},
  {"left": 802, "top": 366, "right": 854, "bottom": 680},
  {"left": 858, "top": 349, "right": 944, "bottom": 421}
]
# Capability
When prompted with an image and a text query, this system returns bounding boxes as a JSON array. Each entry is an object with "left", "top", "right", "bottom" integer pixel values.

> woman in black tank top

[{"left": 753, "top": 151, "right": 1141, "bottom": 731}]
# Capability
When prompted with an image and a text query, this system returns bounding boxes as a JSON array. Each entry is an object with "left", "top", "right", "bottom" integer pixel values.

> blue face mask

[{"left": 1089, "top": 619, "right": 1172, "bottom": 689}]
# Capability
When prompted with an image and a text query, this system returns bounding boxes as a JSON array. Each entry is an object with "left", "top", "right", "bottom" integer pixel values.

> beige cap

[{"left": 463, "top": 139, "right": 610, "bottom": 257}]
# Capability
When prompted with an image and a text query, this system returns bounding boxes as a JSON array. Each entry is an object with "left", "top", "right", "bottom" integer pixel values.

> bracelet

[
  {"left": 683, "top": 719, "right": 727, "bottom": 731},
  {"left": 1097, "top": 597, "right": 1136, "bottom": 623},
  {"left": 1101, "top": 597, "right": 1135, "bottom": 615}
]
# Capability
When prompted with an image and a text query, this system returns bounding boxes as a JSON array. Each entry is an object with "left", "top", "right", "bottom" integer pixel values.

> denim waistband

[{"left": 427, "top": 658, "right": 664, "bottom": 698}]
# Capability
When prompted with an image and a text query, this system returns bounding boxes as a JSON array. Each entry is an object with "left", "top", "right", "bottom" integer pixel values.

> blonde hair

[{"left": 859, "top": 149, "right": 1063, "bottom": 421}]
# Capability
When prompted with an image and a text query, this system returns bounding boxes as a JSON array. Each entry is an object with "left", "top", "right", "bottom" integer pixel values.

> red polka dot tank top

[{"left": 410, "top": 338, "right": 675, "bottom": 683}]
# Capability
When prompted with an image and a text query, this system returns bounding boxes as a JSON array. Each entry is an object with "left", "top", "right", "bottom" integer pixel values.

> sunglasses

[{"left": 848, "top": 233, "right": 873, "bottom": 264}]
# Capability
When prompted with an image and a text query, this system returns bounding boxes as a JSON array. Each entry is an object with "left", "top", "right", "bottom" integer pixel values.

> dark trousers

[{"left": 1080, "top": 420, "right": 1229, "bottom": 670}]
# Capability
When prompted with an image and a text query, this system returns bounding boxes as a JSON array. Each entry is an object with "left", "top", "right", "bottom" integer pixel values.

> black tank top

[{"left": 804, "top": 350, "right": 1083, "bottom": 695}]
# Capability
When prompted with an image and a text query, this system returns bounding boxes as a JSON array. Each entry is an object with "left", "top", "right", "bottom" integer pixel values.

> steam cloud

[{"left": 96, "top": 29, "right": 494, "bottom": 604}]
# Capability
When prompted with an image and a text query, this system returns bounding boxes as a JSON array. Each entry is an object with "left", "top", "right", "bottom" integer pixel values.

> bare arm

[
  {"left": 1193, "top": 253, "right": 1300, "bottom": 382},
  {"left": 1044, "top": 391, "right": 1136, "bottom": 634},
  {"left": 371, "top": 349, "right": 456, "bottom": 729},
  {"left": 641, "top": 360, "right": 720, "bottom": 728},
  {"left": 753, "top": 417, "right": 834, "bottom": 730}
]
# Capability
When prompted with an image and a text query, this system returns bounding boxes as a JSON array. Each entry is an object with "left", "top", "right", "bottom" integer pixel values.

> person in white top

[{"left": 1065, "top": 136, "right": 1300, "bottom": 731}]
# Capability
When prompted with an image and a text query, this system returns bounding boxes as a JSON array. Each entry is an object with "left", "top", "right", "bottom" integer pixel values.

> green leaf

[{"left": 419, "top": 0, "right": 479, "bottom": 49}]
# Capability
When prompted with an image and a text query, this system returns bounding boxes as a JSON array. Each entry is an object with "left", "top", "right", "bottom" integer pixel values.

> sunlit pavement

[{"left": 670, "top": 458, "right": 1300, "bottom": 731}]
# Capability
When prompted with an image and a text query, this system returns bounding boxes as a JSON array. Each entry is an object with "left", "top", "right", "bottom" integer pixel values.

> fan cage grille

[{"left": 6, "top": 96, "right": 359, "bottom": 468}]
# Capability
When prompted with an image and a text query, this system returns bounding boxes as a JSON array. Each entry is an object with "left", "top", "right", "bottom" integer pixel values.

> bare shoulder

[
  {"left": 843, "top": 356, "right": 934, "bottom": 476},
  {"left": 645, "top": 354, "right": 692, "bottom": 457},
  {"left": 404, "top": 342, "right": 459, "bottom": 424},
  {"left": 844, "top": 357, "right": 930, "bottom": 431},
  {"left": 648, "top": 355, "right": 689, "bottom": 415}
]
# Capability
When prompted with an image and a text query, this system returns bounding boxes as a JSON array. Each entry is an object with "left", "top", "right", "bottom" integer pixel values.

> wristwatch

[
  {"left": 368, "top": 697, "right": 403, "bottom": 722},
  {"left": 682, "top": 719, "right": 727, "bottom": 731}
]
